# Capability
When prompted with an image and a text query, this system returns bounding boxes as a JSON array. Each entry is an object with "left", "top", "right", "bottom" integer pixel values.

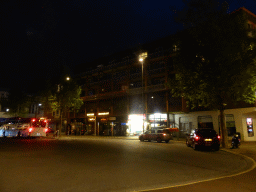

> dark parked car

[
  {"left": 186, "top": 128, "right": 220, "bottom": 150},
  {"left": 139, "top": 129, "right": 173, "bottom": 143}
]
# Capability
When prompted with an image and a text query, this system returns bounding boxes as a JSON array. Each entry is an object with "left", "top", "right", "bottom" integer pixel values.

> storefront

[
  {"left": 86, "top": 112, "right": 127, "bottom": 136},
  {"left": 127, "top": 113, "right": 169, "bottom": 136},
  {"left": 127, "top": 114, "right": 145, "bottom": 135}
]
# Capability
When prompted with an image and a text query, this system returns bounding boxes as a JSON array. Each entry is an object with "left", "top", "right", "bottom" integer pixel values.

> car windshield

[{"left": 197, "top": 129, "right": 217, "bottom": 137}]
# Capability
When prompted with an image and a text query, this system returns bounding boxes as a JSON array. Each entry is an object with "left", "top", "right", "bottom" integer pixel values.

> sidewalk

[{"left": 222, "top": 141, "right": 256, "bottom": 161}]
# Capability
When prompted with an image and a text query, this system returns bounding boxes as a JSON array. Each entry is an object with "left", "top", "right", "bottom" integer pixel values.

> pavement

[
  {"left": 45, "top": 134, "right": 256, "bottom": 192},
  {"left": 52, "top": 134, "right": 256, "bottom": 161}
]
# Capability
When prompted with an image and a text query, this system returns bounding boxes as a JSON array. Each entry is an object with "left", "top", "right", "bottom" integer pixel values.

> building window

[
  {"left": 198, "top": 116, "right": 213, "bottom": 129},
  {"left": 226, "top": 114, "right": 236, "bottom": 136}
]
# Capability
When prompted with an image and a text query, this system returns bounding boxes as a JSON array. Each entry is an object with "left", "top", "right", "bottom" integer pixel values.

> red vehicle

[
  {"left": 19, "top": 118, "right": 49, "bottom": 137},
  {"left": 186, "top": 128, "right": 220, "bottom": 151}
]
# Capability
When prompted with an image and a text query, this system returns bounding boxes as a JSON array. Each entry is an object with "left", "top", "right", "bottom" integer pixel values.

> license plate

[
  {"left": 204, "top": 139, "right": 212, "bottom": 141},
  {"left": 37, "top": 133, "right": 41, "bottom": 136}
]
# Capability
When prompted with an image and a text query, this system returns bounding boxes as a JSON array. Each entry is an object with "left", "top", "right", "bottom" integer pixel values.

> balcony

[
  {"left": 81, "top": 90, "right": 127, "bottom": 101},
  {"left": 127, "top": 84, "right": 167, "bottom": 95},
  {"left": 81, "top": 84, "right": 168, "bottom": 101}
]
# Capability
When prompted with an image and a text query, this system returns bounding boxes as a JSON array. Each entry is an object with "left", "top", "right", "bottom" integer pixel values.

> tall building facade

[{"left": 75, "top": 7, "right": 256, "bottom": 141}]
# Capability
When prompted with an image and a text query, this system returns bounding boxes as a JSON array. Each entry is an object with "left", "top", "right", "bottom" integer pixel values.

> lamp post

[{"left": 139, "top": 52, "right": 147, "bottom": 133}]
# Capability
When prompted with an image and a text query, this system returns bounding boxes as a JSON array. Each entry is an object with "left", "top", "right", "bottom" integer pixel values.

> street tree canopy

[
  {"left": 41, "top": 77, "right": 83, "bottom": 121},
  {"left": 168, "top": 0, "right": 256, "bottom": 147},
  {"left": 2, "top": 88, "right": 33, "bottom": 118}
]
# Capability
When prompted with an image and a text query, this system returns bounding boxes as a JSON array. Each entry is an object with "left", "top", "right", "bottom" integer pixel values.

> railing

[
  {"left": 81, "top": 90, "right": 127, "bottom": 101},
  {"left": 82, "top": 84, "right": 168, "bottom": 101}
]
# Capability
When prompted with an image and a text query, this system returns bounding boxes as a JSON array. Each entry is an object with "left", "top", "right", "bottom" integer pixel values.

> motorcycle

[{"left": 231, "top": 134, "right": 241, "bottom": 149}]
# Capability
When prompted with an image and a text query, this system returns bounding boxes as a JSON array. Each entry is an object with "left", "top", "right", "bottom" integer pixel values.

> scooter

[{"left": 231, "top": 134, "right": 240, "bottom": 149}]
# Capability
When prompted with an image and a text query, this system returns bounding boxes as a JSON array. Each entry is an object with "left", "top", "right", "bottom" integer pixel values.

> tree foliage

[
  {"left": 168, "top": 0, "right": 256, "bottom": 147},
  {"left": 2, "top": 88, "right": 33, "bottom": 117},
  {"left": 170, "top": 1, "right": 256, "bottom": 109},
  {"left": 41, "top": 77, "right": 83, "bottom": 119}
]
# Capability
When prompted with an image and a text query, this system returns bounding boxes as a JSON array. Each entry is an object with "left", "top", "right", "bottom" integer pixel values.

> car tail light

[
  {"left": 194, "top": 136, "right": 200, "bottom": 141},
  {"left": 217, "top": 135, "right": 221, "bottom": 140},
  {"left": 29, "top": 128, "right": 33, "bottom": 132},
  {"left": 45, "top": 128, "right": 48, "bottom": 133}
]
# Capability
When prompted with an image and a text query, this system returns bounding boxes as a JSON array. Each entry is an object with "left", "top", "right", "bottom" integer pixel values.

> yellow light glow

[
  {"left": 87, "top": 113, "right": 95, "bottom": 116},
  {"left": 98, "top": 112, "right": 109, "bottom": 115}
]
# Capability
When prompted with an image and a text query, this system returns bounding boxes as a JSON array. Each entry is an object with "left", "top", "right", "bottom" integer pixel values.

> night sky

[{"left": 1, "top": 0, "right": 256, "bottom": 93}]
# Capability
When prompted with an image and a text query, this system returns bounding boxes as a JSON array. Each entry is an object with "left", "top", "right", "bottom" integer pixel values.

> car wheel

[
  {"left": 186, "top": 140, "right": 191, "bottom": 147},
  {"left": 139, "top": 137, "right": 144, "bottom": 142},
  {"left": 165, "top": 140, "right": 169, "bottom": 143},
  {"left": 193, "top": 143, "right": 198, "bottom": 150},
  {"left": 157, "top": 137, "right": 162, "bottom": 143}
]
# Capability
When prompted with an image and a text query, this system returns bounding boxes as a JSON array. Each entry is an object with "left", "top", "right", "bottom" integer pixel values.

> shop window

[
  {"left": 218, "top": 114, "right": 236, "bottom": 136},
  {"left": 226, "top": 114, "right": 236, "bottom": 136}
]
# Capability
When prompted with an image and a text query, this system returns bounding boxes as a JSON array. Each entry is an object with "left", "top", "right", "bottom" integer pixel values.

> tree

[
  {"left": 40, "top": 76, "right": 83, "bottom": 133},
  {"left": 3, "top": 88, "right": 33, "bottom": 117},
  {"left": 169, "top": 1, "right": 256, "bottom": 148}
]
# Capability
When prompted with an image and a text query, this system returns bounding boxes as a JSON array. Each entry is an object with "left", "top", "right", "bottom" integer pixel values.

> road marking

[{"left": 135, "top": 149, "right": 256, "bottom": 192}]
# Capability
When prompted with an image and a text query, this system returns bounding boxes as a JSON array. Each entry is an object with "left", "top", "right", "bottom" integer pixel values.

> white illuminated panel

[
  {"left": 98, "top": 112, "right": 109, "bottom": 115},
  {"left": 87, "top": 113, "right": 95, "bottom": 116},
  {"left": 149, "top": 113, "right": 167, "bottom": 120},
  {"left": 128, "top": 114, "right": 143, "bottom": 135}
]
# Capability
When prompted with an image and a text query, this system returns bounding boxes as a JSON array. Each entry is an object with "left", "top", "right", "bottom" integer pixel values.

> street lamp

[{"left": 139, "top": 52, "right": 148, "bottom": 133}]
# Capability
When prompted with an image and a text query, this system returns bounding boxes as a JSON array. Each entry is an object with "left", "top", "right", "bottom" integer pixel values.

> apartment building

[{"left": 75, "top": 7, "right": 256, "bottom": 141}]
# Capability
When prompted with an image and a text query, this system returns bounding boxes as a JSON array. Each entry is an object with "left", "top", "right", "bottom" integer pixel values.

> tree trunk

[{"left": 220, "top": 108, "right": 228, "bottom": 148}]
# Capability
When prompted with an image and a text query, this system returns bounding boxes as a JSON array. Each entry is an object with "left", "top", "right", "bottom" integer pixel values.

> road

[{"left": 0, "top": 137, "right": 254, "bottom": 192}]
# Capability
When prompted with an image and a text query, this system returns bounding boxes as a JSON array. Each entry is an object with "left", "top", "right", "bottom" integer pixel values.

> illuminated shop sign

[
  {"left": 149, "top": 113, "right": 167, "bottom": 120},
  {"left": 88, "top": 118, "right": 95, "bottom": 121},
  {"left": 98, "top": 112, "right": 109, "bottom": 116},
  {"left": 246, "top": 118, "right": 254, "bottom": 137},
  {"left": 87, "top": 113, "right": 95, "bottom": 117}
]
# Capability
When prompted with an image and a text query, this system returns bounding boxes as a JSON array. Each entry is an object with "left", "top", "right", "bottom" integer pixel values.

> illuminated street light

[
  {"left": 66, "top": 77, "right": 70, "bottom": 81},
  {"left": 139, "top": 52, "right": 148, "bottom": 133}
]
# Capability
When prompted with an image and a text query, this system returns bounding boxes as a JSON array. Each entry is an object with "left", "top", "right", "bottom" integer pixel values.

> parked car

[
  {"left": 139, "top": 129, "right": 173, "bottom": 143},
  {"left": 186, "top": 128, "right": 220, "bottom": 150}
]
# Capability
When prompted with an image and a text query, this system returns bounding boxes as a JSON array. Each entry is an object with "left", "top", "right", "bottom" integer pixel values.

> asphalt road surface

[{"left": 0, "top": 137, "right": 254, "bottom": 192}]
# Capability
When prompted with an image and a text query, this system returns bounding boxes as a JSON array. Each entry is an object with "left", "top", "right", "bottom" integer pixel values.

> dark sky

[{"left": 1, "top": 0, "right": 256, "bottom": 93}]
